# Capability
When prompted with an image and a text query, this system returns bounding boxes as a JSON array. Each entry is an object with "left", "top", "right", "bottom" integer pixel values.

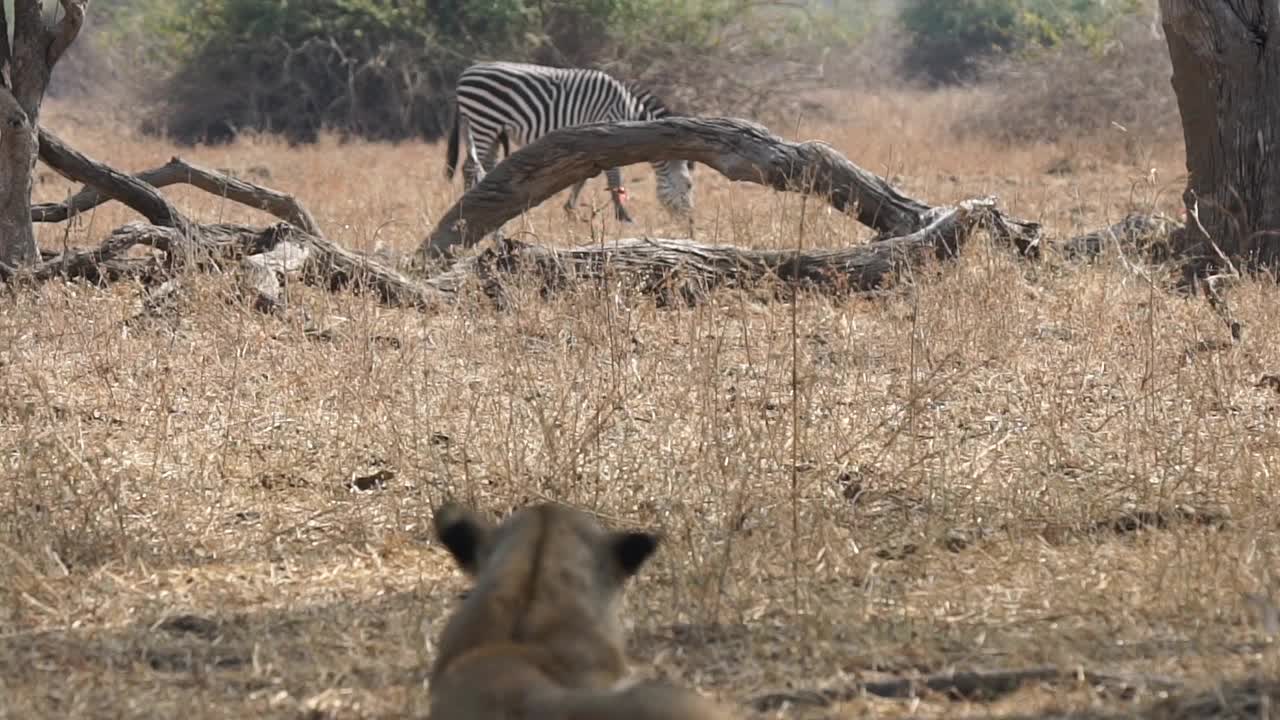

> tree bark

[
  {"left": 1162, "top": 0, "right": 1280, "bottom": 274},
  {"left": 0, "top": 86, "right": 37, "bottom": 267},
  {"left": 0, "top": 0, "right": 87, "bottom": 268},
  {"left": 421, "top": 116, "right": 1041, "bottom": 260},
  {"left": 468, "top": 199, "right": 995, "bottom": 307}
]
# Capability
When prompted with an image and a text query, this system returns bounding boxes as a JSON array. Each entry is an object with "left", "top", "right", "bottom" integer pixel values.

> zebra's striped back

[
  {"left": 447, "top": 61, "right": 693, "bottom": 220},
  {"left": 456, "top": 62, "right": 668, "bottom": 146}
]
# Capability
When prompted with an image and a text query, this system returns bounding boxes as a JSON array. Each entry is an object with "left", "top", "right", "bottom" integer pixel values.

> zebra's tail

[{"left": 445, "top": 106, "right": 460, "bottom": 181}]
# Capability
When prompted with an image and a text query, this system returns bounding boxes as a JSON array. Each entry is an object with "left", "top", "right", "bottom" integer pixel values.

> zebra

[{"left": 444, "top": 61, "right": 694, "bottom": 224}]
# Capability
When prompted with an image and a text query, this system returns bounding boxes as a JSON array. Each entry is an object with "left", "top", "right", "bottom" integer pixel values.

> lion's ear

[
  {"left": 610, "top": 531, "right": 660, "bottom": 577},
  {"left": 434, "top": 502, "right": 492, "bottom": 575}
]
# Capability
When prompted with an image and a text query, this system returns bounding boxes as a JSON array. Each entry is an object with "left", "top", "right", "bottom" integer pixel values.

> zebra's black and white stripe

[{"left": 445, "top": 61, "right": 693, "bottom": 223}]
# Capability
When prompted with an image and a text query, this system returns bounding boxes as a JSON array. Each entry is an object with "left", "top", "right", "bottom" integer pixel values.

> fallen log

[
  {"left": 1059, "top": 213, "right": 1180, "bottom": 260},
  {"left": 750, "top": 664, "right": 1183, "bottom": 710},
  {"left": 4, "top": 132, "right": 432, "bottom": 311},
  {"left": 421, "top": 116, "right": 1042, "bottom": 259},
  {"left": 71, "top": 221, "right": 450, "bottom": 312},
  {"left": 469, "top": 198, "right": 999, "bottom": 305},
  {"left": 7, "top": 114, "right": 1180, "bottom": 318}
]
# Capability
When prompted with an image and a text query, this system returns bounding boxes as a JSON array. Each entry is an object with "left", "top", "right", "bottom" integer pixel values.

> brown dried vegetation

[{"left": 2, "top": 88, "right": 1278, "bottom": 719}]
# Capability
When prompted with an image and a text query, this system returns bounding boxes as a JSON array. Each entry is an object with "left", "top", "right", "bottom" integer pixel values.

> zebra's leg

[
  {"left": 563, "top": 179, "right": 589, "bottom": 219},
  {"left": 477, "top": 142, "right": 507, "bottom": 241},
  {"left": 605, "top": 167, "right": 634, "bottom": 223},
  {"left": 482, "top": 146, "right": 502, "bottom": 178},
  {"left": 460, "top": 117, "right": 487, "bottom": 192}
]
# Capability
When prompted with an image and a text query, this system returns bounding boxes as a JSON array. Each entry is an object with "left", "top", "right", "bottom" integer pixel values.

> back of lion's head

[{"left": 431, "top": 502, "right": 661, "bottom": 672}]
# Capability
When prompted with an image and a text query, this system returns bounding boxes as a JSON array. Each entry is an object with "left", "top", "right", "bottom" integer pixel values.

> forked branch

[
  {"left": 32, "top": 150, "right": 320, "bottom": 235},
  {"left": 47, "top": 0, "right": 88, "bottom": 67},
  {"left": 38, "top": 128, "right": 190, "bottom": 231},
  {"left": 8, "top": 0, "right": 88, "bottom": 118}
]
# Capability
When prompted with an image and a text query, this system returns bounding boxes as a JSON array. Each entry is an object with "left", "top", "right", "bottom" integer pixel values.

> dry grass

[{"left": 3, "top": 89, "right": 1279, "bottom": 720}]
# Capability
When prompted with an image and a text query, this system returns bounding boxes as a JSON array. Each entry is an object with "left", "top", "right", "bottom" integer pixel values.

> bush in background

[
  {"left": 958, "top": 12, "right": 1177, "bottom": 147},
  {"left": 899, "top": 0, "right": 1144, "bottom": 85},
  {"left": 72, "top": 0, "right": 1172, "bottom": 149},
  {"left": 134, "top": 0, "right": 465, "bottom": 144},
  {"left": 110, "top": 0, "right": 865, "bottom": 145}
]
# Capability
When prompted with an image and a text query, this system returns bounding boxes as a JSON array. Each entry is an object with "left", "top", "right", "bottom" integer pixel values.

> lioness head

[{"left": 431, "top": 501, "right": 661, "bottom": 686}]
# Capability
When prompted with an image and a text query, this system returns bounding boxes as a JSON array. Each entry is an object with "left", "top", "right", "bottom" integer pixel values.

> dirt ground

[{"left": 2, "top": 88, "right": 1278, "bottom": 719}]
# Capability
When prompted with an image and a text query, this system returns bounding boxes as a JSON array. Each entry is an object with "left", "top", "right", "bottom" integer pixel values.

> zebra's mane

[{"left": 624, "top": 80, "right": 674, "bottom": 119}]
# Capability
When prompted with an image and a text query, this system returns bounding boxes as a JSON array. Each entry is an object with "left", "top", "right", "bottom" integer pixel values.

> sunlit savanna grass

[{"left": 2, "top": 90, "right": 1277, "bottom": 719}]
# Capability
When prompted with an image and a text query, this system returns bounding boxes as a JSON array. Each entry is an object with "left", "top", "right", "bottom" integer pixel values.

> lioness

[{"left": 429, "top": 501, "right": 736, "bottom": 719}]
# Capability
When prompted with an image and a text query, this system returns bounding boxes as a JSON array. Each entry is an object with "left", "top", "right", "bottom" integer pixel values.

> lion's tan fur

[{"left": 429, "top": 501, "right": 735, "bottom": 720}]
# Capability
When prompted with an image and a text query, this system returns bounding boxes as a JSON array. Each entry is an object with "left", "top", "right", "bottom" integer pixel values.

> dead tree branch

[
  {"left": 47, "top": 0, "right": 88, "bottom": 68},
  {"left": 8, "top": 129, "right": 438, "bottom": 311},
  {"left": 1, "top": 219, "right": 447, "bottom": 313},
  {"left": 469, "top": 198, "right": 999, "bottom": 305},
  {"left": 32, "top": 152, "right": 320, "bottom": 235},
  {"left": 37, "top": 128, "right": 191, "bottom": 231},
  {"left": 1060, "top": 213, "right": 1181, "bottom": 260},
  {"left": 10, "top": 116, "right": 1180, "bottom": 321},
  {"left": 421, "top": 116, "right": 1041, "bottom": 259},
  {"left": 751, "top": 665, "right": 1183, "bottom": 710}
]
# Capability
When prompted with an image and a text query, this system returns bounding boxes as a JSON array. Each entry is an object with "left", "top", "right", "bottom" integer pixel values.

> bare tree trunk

[
  {"left": 0, "top": 87, "right": 37, "bottom": 267},
  {"left": 0, "top": 0, "right": 86, "bottom": 269},
  {"left": 1162, "top": 1, "right": 1280, "bottom": 274}
]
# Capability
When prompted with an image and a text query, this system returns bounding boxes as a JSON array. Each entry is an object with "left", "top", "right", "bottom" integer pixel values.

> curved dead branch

[{"left": 421, "top": 116, "right": 1045, "bottom": 259}]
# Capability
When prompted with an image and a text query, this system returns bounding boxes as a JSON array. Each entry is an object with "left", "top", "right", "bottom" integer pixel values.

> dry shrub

[
  {"left": 604, "top": 11, "right": 887, "bottom": 131},
  {"left": 957, "top": 17, "right": 1179, "bottom": 146},
  {"left": 618, "top": 48, "right": 829, "bottom": 127},
  {"left": 630, "top": 18, "right": 914, "bottom": 133}
]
